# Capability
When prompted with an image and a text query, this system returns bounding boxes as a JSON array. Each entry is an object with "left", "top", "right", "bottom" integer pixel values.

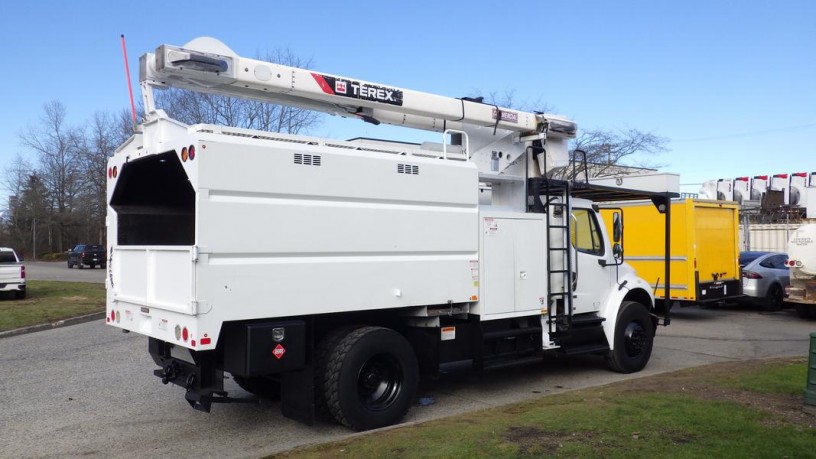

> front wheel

[
  {"left": 321, "top": 326, "right": 418, "bottom": 431},
  {"left": 607, "top": 301, "right": 655, "bottom": 374}
]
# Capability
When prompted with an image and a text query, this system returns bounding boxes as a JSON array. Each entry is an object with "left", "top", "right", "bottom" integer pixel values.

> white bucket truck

[{"left": 106, "top": 37, "right": 676, "bottom": 430}]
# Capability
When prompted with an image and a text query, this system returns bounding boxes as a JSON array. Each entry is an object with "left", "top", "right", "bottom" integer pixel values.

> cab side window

[{"left": 571, "top": 208, "right": 604, "bottom": 256}]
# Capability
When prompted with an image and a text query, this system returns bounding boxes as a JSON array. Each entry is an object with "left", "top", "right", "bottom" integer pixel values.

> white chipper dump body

[{"left": 106, "top": 37, "right": 676, "bottom": 431}]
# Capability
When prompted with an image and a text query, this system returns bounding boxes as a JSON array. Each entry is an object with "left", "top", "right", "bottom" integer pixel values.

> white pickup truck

[{"left": 0, "top": 247, "right": 26, "bottom": 299}]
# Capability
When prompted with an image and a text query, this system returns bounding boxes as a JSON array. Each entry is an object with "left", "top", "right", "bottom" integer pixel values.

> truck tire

[
  {"left": 232, "top": 375, "right": 280, "bottom": 400},
  {"left": 314, "top": 325, "right": 358, "bottom": 420},
  {"left": 321, "top": 326, "right": 418, "bottom": 431},
  {"left": 606, "top": 301, "right": 654, "bottom": 374},
  {"left": 67, "top": 260, "right": 73, "bottom": 268}
]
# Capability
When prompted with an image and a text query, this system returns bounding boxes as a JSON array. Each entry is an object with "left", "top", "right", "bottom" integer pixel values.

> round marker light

[
  {"left": 181, "top": 147, "right": 188, "bottom": 162},
  {"left": 112, "top": 166, "right": 118, "bottom": 178},
  {"left": 175, "top": 325, "right": 181, "bottom": 341},
  {"left": 108, "top": 167, "right": 112, "bottom": 178},
  {"left": 116, "top": 310, "right": 121, "bottom": 324},
  {"left": 110, "top": 310, "right": 115, "bottom": 322},
  {"left": 188, "top": 145, "right": 196, "bottom": 160},
  {"left": 182, "top": 327, "right": 189, "bottom": 342}
]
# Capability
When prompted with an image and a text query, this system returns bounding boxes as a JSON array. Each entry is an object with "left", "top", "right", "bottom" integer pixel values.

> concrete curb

[{"left": 0, "top": 311, "right": 106, "bottom": 339}]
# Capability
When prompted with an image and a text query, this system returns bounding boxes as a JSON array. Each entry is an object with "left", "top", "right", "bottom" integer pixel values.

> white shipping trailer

[{"left": 106, "top": 37, "right": 675, "bottom": 430}]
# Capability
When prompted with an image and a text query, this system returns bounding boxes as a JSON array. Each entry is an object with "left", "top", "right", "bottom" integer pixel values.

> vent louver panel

[
  {"left": 294, "top": 153, "right": 322, "bottom": 166},
  {"left": 397, "top": 164, "right": 419, "bottom": 175}
]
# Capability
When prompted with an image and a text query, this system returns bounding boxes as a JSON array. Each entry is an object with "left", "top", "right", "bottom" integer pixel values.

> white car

[
  {"left": 740, "top": 251, "right": 789, "bottom": 311},
  {"left": 0, "top": 247, "right": 26, "bottom": 299}
]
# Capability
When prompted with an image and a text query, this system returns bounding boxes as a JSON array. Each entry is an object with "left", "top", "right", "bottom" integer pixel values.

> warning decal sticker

[{"left": 272, "top": 344, "right": 286, "bottom": 359}]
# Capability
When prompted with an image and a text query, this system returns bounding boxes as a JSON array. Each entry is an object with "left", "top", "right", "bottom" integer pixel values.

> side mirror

[
  {"left": 613, "top": 243, "right": 623, "bottom": 260},
  {"left": 612, "top": 212, "right": 622, "bottom": 243}
]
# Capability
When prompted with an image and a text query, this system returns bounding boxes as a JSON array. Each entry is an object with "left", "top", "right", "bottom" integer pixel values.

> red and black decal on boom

[{"left": 311, "top": 72, "right": 404, "bottom": 106}]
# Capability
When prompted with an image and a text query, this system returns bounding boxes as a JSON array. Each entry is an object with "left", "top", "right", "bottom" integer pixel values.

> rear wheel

[
  {"left": 607, "top": 301, "right": 654, "bottom": 374},
  {"left": 764, "top": 284, "right": 784, "bottom": 312},
  {"left": 321, "top": 326, "right": 418, "bottom": 431},
  {"left": 14, "top": 290, "right": 26, "bottom": 300},
  {"left": 67, "top": 260, "right": 73, "bottom": 268}
]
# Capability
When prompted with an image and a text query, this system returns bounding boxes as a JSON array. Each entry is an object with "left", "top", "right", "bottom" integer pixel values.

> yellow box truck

[{"left": 601, "top": 199, "right": 742, "bottom": 305}]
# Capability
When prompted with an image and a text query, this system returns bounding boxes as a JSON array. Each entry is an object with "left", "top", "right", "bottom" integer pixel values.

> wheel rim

[
  {"left": 623, "top": 321, "right": 647, "bottom": 357},
  {"left": 356, "top": 354, "right": 403, "bottom": 412}
]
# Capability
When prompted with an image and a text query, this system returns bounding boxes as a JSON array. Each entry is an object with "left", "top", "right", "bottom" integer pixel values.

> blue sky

[{"left": 0, "top": 0, "right": 814, "bottom": 198}]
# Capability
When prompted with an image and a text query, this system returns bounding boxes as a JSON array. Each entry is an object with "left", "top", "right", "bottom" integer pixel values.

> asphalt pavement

[
  {"left": 1, "top": 303, "right": 814, "bottom": 458},
  {"left": 25, "top": 261, "right": 106, "bottom": 283}
]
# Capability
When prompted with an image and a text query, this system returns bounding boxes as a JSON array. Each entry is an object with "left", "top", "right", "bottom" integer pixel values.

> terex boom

[{"left": 106, "top": 37, "right": 676, "bottom": 431}]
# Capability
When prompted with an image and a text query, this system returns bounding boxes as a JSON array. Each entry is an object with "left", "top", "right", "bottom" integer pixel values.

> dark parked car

[
  {"left": 68, "top": 244, "right": 107, "bottom": 269},
  {"left": 739, "top": 251, "right": 789, "bottom": 311}
]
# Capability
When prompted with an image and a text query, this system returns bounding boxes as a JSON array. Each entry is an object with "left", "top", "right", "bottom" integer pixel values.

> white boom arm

[{"left": 139, "top": 37, "right": 576, "bottom": 139}]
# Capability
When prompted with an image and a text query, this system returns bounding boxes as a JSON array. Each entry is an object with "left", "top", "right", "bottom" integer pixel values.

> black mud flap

[{"left": 280, "top": 367, "right": 316, "bottom": 425}]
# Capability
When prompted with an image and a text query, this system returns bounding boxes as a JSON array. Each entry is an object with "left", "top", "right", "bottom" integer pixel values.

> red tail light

[
  {"left": 742, "top": 271, "right": 762, "bottom": 279},
  {"left": 21, "top": 265, "right": 25, "bottom": 279}
]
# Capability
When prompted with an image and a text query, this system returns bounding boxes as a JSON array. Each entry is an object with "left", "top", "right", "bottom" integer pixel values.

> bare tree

[
  {"left": 566, "top": 127, "right": 669, "bottom": 180},
  {"left": 18, "top": 101, "right": 84, "bottom": 253},
  {"left": 155, "top": 48, "right": 322, "bottom": 134},
  {"left": 1, "top": 154, "right": 37, "bottom": 254},
  {"left": 75, "top": 110, "right": 132, "bottom": 243}
]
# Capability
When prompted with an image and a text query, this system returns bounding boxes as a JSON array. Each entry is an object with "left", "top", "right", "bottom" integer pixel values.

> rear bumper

[
  {"left": 696, "top": 279, "right": 742, "bottom": 302},
  {"left": 79, "top": 256, "right": 106, "bottom": 265},
  {"left": 0, "top": 282, "right": 25, "bottom": 292}
]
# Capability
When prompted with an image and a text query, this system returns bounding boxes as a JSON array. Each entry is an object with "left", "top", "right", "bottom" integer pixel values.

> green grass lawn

[
  {"left": 274, "top": 358, "right": 816, "bottom": 458},
  {"left": 0, "top": 280, "right": 105, "bottom": 331}
]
